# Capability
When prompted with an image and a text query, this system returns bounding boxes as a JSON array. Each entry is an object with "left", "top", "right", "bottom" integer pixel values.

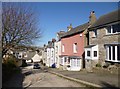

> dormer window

[{"left": 106, "top": 24, "right": 120, "bottom": 34}]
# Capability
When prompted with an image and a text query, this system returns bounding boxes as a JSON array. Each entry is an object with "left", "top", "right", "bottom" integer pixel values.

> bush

[
  {"left": 7, "top": 59, "right": 16, "bottom": 68},
  {"left": 4, "top": 54, "right": 17, "bottom": 68},
  {"left": 96, "top": 63, "right": 101, "bottom": 67},
  {"left": 2, "top": 54, "right": 18, "bottom": 83},
  {"left": 21, "top": 60, "right": 27, "bottom": 67}
]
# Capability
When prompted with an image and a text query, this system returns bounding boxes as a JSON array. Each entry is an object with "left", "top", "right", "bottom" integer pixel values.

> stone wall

[{"left": 89, "top": 28, "right": 120, "bottom": 64}]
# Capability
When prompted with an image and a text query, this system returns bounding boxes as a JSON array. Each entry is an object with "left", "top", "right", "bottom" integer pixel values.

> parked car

[{"left": 33, "top": 63, "right": 40, "bottom": 69}]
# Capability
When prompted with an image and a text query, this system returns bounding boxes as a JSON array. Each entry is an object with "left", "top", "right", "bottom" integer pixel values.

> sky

[{"left": 8, "top": 2, "right": 119, "bottom": 47}]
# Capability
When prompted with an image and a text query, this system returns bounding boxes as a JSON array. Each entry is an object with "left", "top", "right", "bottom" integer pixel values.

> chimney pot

[{"left": 67, "top": 23, "right": 72, "bottom": 31}]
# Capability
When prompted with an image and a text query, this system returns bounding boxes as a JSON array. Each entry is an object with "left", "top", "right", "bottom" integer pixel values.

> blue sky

[{"left": 13, "top": 2, "right": 118, "bottom": 47}]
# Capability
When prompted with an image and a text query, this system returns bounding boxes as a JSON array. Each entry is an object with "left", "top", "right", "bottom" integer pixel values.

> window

[
  {"left": 64, "top": 57, "right": 67, "bottom": 62},
  {"left": 71, "top": 59, "right": 80, "bottom": 67},
  {"left": 113, "top": 46, "right": 115, "bottom": 60},
  {"left": 106, "top": 24, "right": 120, "bottom": 34},
  {"left": 62, "top": 44, "right": 65, "bottom": 52},
  {"left": 117, "top": 46, "right": 120, "bottom": 60},
  {"left": 87, "top": 51, "right": 90, "bottom": 57},
  {"left": 112, "top": 24, "right": 120, "bottom": 33},
  {"left": 68, "top": 58, "right": 70, "bottom": 63},
  {"left": 92, "top": 30, "right": 97, "bottom": 37},
  {"left": 73, "top": 43, "right": 77, "bottom": 53},
  {"left": 77, "top": 59, "right": 80, "bottom": 67},
  {"left": 94, "top": 51, "right": 97, "bottom": 57},
  {"left": 106, "top": 26, "right": 112, "bottom": 33},
  {"left": 60, "top": 58, "right": 64, "bottom": 65},
  {"left": 56, "top": 46, "right": 58, "bottom": 54},
  {"left": 106, "top": 45, "right": 120, "bottom": 62},
  {"left": 109, "top": 46, "right": 111, "bottom": 60},
  {"left": 51, "top": 51, "right": 53, "bottom": 57}
]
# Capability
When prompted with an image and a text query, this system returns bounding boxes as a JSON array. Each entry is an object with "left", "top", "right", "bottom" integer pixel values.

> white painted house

[
  {"left": 46, "top": 39, "right": 56, "bottom": 67},
  {"left": 42, "top": 45, "right": 47, "bottom": 64},
  {"left": 54, "top": 41, "right": 62, "bottom": 68},
  {"left": 85, "top": 45, "right": 99, "bottom": 70},
  {"left": 32, "top": 50, "right": 41, "bottom": 63},
  {"left": 54, "top": 31, "right": 65, "bottom": 69}
]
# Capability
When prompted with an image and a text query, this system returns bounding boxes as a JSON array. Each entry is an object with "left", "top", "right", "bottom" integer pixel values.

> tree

[{"left": 2, "top": 3, "right": 42, "bottom": 57}]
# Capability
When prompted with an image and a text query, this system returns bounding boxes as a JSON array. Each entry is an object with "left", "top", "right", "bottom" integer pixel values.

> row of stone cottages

[{"left": 42, "top": 9, "right": 120, "bottom": 71}]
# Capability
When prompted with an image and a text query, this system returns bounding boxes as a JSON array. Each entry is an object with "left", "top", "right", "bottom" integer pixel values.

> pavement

[{"left": 48, "top": 67, "right": 120, "bottom": 88}]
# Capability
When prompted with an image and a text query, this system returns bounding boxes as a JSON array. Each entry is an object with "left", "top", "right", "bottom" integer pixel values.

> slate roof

[
  {"left": 47, "top": 41, "right": 54, "bottom": 48},
  {"left": 89, "top": 9, "right": 120, "bottom": 29},
  {"left": 61, "top": 22, "right": 89, "bottom": 38},
  {"left": 24, "top": 51, "right": 36, "bottom": 60}
]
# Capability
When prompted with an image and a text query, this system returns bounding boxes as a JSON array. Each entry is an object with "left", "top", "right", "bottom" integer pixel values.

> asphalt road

[
  {"left": 23, "top": 63, "right": 85, "bottom": 87},
  {"left": 28, "top": 72, "right": 85, "bottom": 87}
]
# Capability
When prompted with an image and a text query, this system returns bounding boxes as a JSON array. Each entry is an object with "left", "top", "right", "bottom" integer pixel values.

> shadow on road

[
  {"left": 101, "top": 81, "right": 120, "bottom": 89},
  {"left": 2, "top": 68, "right": 25, "bottom": 88}
]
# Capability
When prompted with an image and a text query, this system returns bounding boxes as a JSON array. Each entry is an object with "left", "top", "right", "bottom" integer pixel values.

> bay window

[{"left": 106, "top": 45, "right": 120, "bottom": 62}]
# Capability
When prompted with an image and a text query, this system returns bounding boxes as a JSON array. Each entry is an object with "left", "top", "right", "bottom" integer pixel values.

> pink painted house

[{"left": 59, "top": 23, "right": 89, "bottom": 71}]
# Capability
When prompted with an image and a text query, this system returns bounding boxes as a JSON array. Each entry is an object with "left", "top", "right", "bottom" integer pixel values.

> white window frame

[
  {"left": 106, "top": 26, "right": 113, "bottom": 34},
  {"left": 87, "top": 50, "right": 91, "bottom": 57},
  {"left": 62, "top": 44, "right": 65, "bottom": 52},
  {"left": 51, "top": 50, "right": 53, "bottom": 58},
  {"left": 105, "top": 45, "right": 120, "bottom": 62},
  {"left": 93, "top": 51, "right": 97, "bottom": 57},
  {"left": 106, "top": 24, "right": 120, "bottom": 35},
  {"left": 56, "top": 46, "right": 58, "bottom": 54},
  {"left": 73, "top": 43, "right": 77, "bottom": 53}
]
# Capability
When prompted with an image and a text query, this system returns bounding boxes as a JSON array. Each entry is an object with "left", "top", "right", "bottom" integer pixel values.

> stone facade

[{"left": 89, "top": 27, "right": 120, "bottom": 64}]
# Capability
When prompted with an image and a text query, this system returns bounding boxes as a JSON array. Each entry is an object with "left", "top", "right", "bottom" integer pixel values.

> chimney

[
  {"left": 48, "top": 41, "right": 51, "bottom": 44},
  {"left": 67, "top": 24, "right": 72, "bottom": 31},
  {"left": 43, "top": 44, "right": 46, "bottom": 47},
  {"left": 52, "top": 38, "right": 56, "bottom": 43},
  {"left": 89, "top": 11, "right": 97, "bottom": 25}
]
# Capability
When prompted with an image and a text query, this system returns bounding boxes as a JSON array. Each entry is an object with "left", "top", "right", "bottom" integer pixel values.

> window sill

[
  {"left": 105, "top": 59, "right": 120, "bottom": 63},
  {"left": 92, "top": 36, "right": 97, "bottom": 38},
  {"left": 105, "top": 32, "right": 120, "bottom": 36}
]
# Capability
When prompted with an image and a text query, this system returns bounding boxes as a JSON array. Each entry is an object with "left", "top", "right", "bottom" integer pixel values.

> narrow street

[
  {"left": 28, "top": 72, "right": 84, "bottom": 87},
  {"left": 24, "top": 63, "right": 85, "bottom": 87},
  {"left": 3, "top": 63, "right": 85, "bottom": 88}
]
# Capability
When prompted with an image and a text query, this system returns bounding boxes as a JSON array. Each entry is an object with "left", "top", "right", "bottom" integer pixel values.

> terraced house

[
  {"left": 54, "top": 31, "right": 65, "bottom": 68},
  {"left": 85, "top": 9, "right": 120, "bottom": 70},
  {"left": 58, "top": 11, "right": 97, "bottom": 71},
  {"left": 46, "top": 39, "right": 56, "bottom": 67},
  {"left": 60, "top": 23, "right": 90, "bottom": 71}
]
